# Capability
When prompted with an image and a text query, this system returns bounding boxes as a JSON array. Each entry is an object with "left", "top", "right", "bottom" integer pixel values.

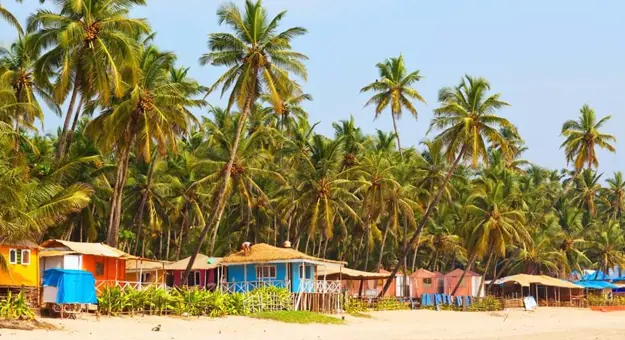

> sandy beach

[{"left": 6, "top": 308, "right": 625, "bottom": 340}]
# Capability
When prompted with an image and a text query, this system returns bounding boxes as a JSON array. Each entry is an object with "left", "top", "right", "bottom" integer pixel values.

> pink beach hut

[
  {"left": 443, "top": 268, "right": 483, "bottom": 297},
  {"left": 164, "top": 254, "right": 222, "bottom": 289},
  {"left": 409, "top": 269, "right": 444, "bottom": 297}
]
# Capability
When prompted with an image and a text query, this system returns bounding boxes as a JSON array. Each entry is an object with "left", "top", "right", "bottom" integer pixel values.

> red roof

[{"left": 445, "top": 268, "right": 480, "bottom": 277}]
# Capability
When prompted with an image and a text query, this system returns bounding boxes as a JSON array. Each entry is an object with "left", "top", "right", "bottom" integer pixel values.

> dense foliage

[{"left": 1, "top": 0, "right": 624, "bottom": 294}]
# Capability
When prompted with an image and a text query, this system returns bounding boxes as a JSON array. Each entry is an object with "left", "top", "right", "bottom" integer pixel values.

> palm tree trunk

[
  {"left": 391, "top": 113, "right": 403, "bottom": 158},
  {"left": 411, "top": 247, "right": 419, "bottom": 272},
  {"left": 133, "top": 155, "right": 156, "bottom": 255},
  {"left": 451, "top": 252, "right": 478, "bottom": 295},
  {"left": 175, "top": 212, "right": 188, "bottom": 260},
  {"left": 380, "top": 146, "right": 467, "bottom": 297},
  {"left": 363, "top": 215, "right": 371, "bottom": 271},
  {"left": 376, "top": 219, "right": 391, "bottom": 271},
  {"left": 165, "top": 227, "right": 171, "bottom": 260},
  {"left": 62, "top": 98, "right": 84, "bottom": 158},
  {"left": 106, "top": 143, "right": 131, "bottom": 247},
  {"left": 56, "top": 74, "right": 81, "bottom": 160},
  {"left": 478, "top": 252, "right": 494, "bottom": 297},
  {"left": 182, "top": 83, "right": 257, "bottom": 282},
  {"left": 402, "top": 216, "right": 409, "bottom": 296}
]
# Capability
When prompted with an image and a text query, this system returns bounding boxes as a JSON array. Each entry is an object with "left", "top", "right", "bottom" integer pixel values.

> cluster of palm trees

[{"left": 1, "top": 0, "right": 624, "bottom": 295}]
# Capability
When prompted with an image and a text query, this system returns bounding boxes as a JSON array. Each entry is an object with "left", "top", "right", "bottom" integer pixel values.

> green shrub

[
  {"left": 345, "top": 297, "right": 368, "bottom": 314},
  {"left": 373, "top": 297, "right": 410, "bottom": 311},
  {"left": 468, "top": 296, "right": 502, "bottom": 312},
  {"left": 0, "top": 291, "right": 35, "bottom": 320}
]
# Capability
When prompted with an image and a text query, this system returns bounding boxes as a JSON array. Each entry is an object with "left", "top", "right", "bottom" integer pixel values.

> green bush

[
  {"left": 468, "top": 296, "right": 502, "bottom": 312},
  {"left": 344, "top": 297, "right": 368, "bottom": 314},
  {"left": 373, "top": 297, "right": 410, "bottom": 311},
  {"left": 97, "top": 286, "right": 292, "bottom": 317},
  {"left": 0, "top": 291, "right": 35, "bottom": 320}
]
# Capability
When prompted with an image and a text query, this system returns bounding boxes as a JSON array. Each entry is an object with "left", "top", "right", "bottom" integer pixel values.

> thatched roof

[
  {"left": 165, "top": 254, "right": 222, "bottom": 271},
  {"left": 316, "top": 263, "right": 390, "bottom": 280},
  {"left": 0, "top": 238, "right": 38, "bottom": 248},
  {"left": 221, "top": 243, "right": 346, "bottom": 265},
  {"left": 40, "top": 239, "right": 136, "bottom": 259}
]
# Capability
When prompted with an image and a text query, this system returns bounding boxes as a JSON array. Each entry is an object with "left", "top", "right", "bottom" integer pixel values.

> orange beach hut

[{"left": 39, "top": 240, "right": 135, "bottom": 290}]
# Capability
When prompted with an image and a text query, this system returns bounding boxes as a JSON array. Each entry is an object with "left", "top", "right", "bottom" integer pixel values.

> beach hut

[
  {"left": 0, "top": 239, "right": 40, "bottom": 288},
  {"left": 443, "top": 268, "right": 483, "bottom": 297},
  {"left": 125, "top": 259, "right": 169, "bottom": 288},
  {"left": 219, "top": 243, "right": 344, "bottom": 294},
  {"left": 315, "top": 263, "right": 391, "bottom": 297},
  {"left": 409, "top": 269, "right": 444, "bottom": 298},
  {"left": 490, "top": 274, "right": 584, "bottom": 307},
  {"left": 39, "top": 240, "right": 135, "bottom": 290},
  {"left": 0, "top": 239, "right": 40, "bottom": 305},
  {"left": 164, "top": 254, "right": 221, "bottom": 289}
]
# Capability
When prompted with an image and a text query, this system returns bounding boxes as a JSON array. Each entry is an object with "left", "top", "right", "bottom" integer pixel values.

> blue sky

[{"left": 1, "top": 0, "right": 624, "bottom": 175}]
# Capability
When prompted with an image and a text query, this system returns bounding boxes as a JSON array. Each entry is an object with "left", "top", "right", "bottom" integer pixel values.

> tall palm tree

[
  {"left": 605, "top": 172, "right": 625, "bottom": 220},
  {"left": 571, "top": 169, "right": 602, "bottom": 217},
  {"left": 588, "top": 220, "right": 625, "bottom": 274},
  {"left": 183, "top": 0, "right": 307, "bottom": 280},
  {"left": 360, "top": 55, "right": 425, "bottom": 156},
  {"left": 27, "top": 0, "right": 150, "bottom": 159},
  {"left": 86, "top": 44, "right": 202, "bottom": 247},
  {"left": 381, "top": 75, "right": 515, "bottom": 296},
  {"left": 560, "top": 104, "right": 615, "bottom": 185},
  {"left": 0, "top": 35, "right": 59, "bottom": 157}
]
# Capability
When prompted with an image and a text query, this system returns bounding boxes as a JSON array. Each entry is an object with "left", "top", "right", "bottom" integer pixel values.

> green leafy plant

[{"left": 0, "top": 291, "right": 35, "bottom": 320}]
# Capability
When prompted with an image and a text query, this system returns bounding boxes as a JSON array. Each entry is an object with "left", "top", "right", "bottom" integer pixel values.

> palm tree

[
  {"left": 560, "top": 104, "right": 615, "bottom": 185},
  {"left": 459, "top": 177, "right": 530, "bottom": 294},
  {"left": 605, "top": 172, "right": 625, "bottom": 220},
  {"left": 0, "top": 1, "right": 23, "bottom": 35},
  {"left": 0, "top": 35, "right": 59, "bottom": 158},
  {"left": 588, "top": 220, "right": 625, "bottom": 274},
  {"left": 360, "top": 55, "right": 425, "bottom": 156},
  {"left": 571, "top": 169, "right": 602, "bottom": 217},
  {"left": 86, "top": 44, "right": 202, "bottom": 247},
  {"left": 381, "top": 75, "right": 515, "bottom": 296},
  {"left": 183, "top": 0, "right": 307, "bottom": 280},
  {"left": 27, "top": 0, "right": 150, "bottom": 159}
]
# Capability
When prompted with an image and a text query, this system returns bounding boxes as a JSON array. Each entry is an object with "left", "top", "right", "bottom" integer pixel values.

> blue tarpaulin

[
  {"left": 573, "top": 280, "right": 618, "bottom": 290},
  {"left": 43, "top": 269, "right": 97, "bottom": 304}
]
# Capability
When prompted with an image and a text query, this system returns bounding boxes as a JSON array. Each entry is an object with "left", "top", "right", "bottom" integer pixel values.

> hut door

[
  {"left": 287, "top": 265, "right": 293, "bottom": 291},
  {"left": 165, "top": 272, "right": 174, "bottom": 287}
]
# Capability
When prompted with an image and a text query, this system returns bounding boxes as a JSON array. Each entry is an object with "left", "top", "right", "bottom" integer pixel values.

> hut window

[
  {"left": 21, "top": 250, "right": 30, "bottom": 265},
  {"left": 423, "top": 278, "right": 433, "bottom": 287},
  {"left": 96, "top": 262, "right": 105, "bottom": 276},
  {"left": 8, "top": 249, "right": 17, "bottom": 264},
  {"left": 185, "top": 271, "right": 201, "bottom": 286},
  {"left": 256, "top": 265, "right": 276, "bottom": 279}
]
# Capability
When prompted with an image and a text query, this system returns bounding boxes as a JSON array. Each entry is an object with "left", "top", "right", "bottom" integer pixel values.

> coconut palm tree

[
  {"left": 605, "top": 172, "right": 625, "bottom": 220},
  {"left": 587, "top": 220, "right": 625, "bottom": 274},
  {"left": 360, "top": 55, "right": 425, "bottom": 156},
  {"left": 0, "top": 35, "right": 59, "bottom": 158},
  {"left": 571, "top": 169, "right": 603, "bottom": 217},
  {"left": 560, "top": 104, "right": 615, "bottom": 183},
  {"left": 381, "top": 75, "right": 515, "bottom": 296},
  {"left": 183, "top": 0, "right": 307, "bottom": 280},
  {"left": 27, "top": 0, "right": 150, "bottom": 159},
  {"left": 86, "top": 44, "right": 202, "bottom": 247}
]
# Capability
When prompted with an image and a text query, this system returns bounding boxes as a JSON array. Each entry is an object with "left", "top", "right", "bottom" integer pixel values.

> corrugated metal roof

[
  {"left": 40, "top": 239, "right": 136, "bottom": 259},
  {"left": 165, "top": 254, "right": 222, "bottom": 270}
]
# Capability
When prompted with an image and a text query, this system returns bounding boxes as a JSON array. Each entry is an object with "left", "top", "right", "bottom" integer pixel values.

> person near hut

[{"left": 242, "top": 242, "right": 252, "bottom": 256}]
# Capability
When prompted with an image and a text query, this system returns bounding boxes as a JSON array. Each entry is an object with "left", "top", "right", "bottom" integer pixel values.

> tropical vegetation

[{"left": 1, "top": 0, "right": 624, "bottom": 297}]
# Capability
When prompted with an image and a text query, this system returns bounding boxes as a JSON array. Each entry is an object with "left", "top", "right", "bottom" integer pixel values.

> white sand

[{"left": 7, "top": 308, "right": 625, "bottom": 340}]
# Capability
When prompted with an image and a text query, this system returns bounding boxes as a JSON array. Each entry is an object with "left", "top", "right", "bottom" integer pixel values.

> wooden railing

[
  {"left": 95, "top": 280, "right": 167, "bottom": 293},
  {"left": 220, "top": 280, "right": 291, "bottom": 293}
]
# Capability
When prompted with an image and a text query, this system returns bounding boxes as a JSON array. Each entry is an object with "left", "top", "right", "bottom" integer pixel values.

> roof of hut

[
  {"left": 445, "top": 268, "right": 480, "bottom": 277},
  {"left": 221, "top": 243, "right": 346, "bottom": 265},
  {"left": 316, "top": 263, "right": 391, "bottom": 280},
  {"left": 495, "top": 274, "right": 583, "bottom": 289},
  {"left": 0, "top": 238, "right": 38, "bottom": 248},
  {"left": 410, "top": 268, "right": 437, "bottom": 278},
  {"left": 126, "top": 259, "right": 171, "bottom": 272},
  {"left": 40, "top": 239, "right": 136, "bottom": 259},
  {"left": 164, "top": 254, "right": 222, "bottom": 270}
]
